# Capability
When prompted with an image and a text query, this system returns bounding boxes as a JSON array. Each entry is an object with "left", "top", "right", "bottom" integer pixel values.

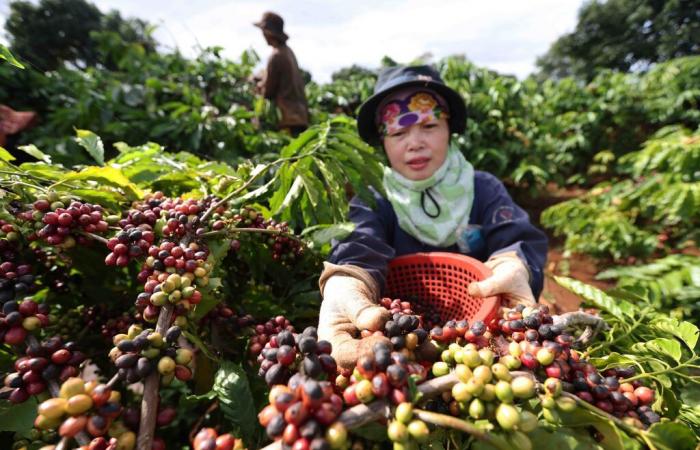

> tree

[
  {"left": 330, "top": 64, "right": 375, "bottom": 82},
  {"left": 4, "top": 0, "right": 156, "bottom": 71},
  {"left": 536, "top": 0, "right": 700, "bottom": 81}
]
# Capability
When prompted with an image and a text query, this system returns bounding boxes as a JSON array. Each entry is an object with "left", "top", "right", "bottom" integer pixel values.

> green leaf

[
  {"left": 229, "top": 178, "right": 276, "bottom": 207},
  {"left": 280, "top": 129, "right": 319, "bottom": 158},
  {"left": 113, "top": 141, "right": 134, "bottom": 153},
  {"left": 525, "top": 426, "right": 605, "bottom": 450},
  {"left": 298, "top": 169, "right": 322, "bottom": 208},
  {"left": 268, "top": 162, "right": 293, "bottom": 214},
  {"left": 0, "top": 397, "right": 37, "bottom": 432},
  {"left": 0, "top": 146, "right": 16, "bottom": 162},
  {"left": 0, "top": 44, "right": 24, "bottom": 69},
  {"left": 19, "top": 162, "right": 65, "bottom": 180},
  {"left": 554, "top": 277, "right": 634, "bottom": 319},
  {"left": 681, "top": 384, "right": 700, "bottom": 407},
  {"left": 273, "top": 174, "right": 304, "bottom": 215},
  {"left": 631, "top": 338, "right": 682, "bottom": 362},
  {"left": 301, "top": 223, "right": 355, "bottom": 248},
  {"left": 652, "top": 318, "right": 699, "bottom": 350},
  {"left": 182, "top": 330, "right": 217, "bottom": 362},
  {"left": 70, "top": 189, "right": 125, "bottom": 210},
  {"left": 645, "top": 421, "right": 698, "bottom": 450},
  {"left": 149, "top": 171, "right": 201, "bottom": 194},
  {"left": 589, "top": 352, "right": 638, "bottom": 369},
  {"left": 314, "top": 159, "right": 346, "bottom": 222},
  {"left": 351, "top": 422, "right": 391, "bottom": 442},
  {"left": 62, "top": 166, "right": 143, "bottom": 198},
  {"left": 74, "top": 129, "right": 105, "bottom": 165},
  {"left": 557, "top": 406, "right": 627, "bottom": 450},
  {"left": 211, "top": 361, "right": 260, "bottom": 448},
  {"left": 17, "top": 144, "right": 51, "bottom": 163},
  {"left": 179, "top": 389, "right": 215, "bottom": 411}
]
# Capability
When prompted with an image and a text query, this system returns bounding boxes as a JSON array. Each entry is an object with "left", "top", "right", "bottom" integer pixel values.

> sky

[{"left": 0, "top": 0, "right": 586, "bottom": 82}]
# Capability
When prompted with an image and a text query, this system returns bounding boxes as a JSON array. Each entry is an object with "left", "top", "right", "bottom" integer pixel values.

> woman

[{"left": 318, "top": 65, "right": 548, "bottom": 368}]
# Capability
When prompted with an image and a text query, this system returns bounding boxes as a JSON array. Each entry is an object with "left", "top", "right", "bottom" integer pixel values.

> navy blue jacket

[{"left": 329, "top": 171, "right": 548, "bottom": 298}]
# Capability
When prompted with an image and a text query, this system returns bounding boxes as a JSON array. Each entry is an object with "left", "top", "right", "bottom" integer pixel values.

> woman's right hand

[{"left": 317, "top": 274, "right": 391, "bottom": 369}]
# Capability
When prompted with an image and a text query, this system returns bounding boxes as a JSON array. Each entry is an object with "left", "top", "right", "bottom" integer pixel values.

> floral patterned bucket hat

[{"left": 357, "top": 65, "right": 467, "bottom": 145}]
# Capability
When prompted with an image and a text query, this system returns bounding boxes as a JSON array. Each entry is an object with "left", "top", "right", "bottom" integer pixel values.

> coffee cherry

[{"left": 495, "top": 404, "right": 521, "bottom": 430}]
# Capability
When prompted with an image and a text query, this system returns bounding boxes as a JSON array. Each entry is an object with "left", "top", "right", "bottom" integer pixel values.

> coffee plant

[
  {"left": 542, "top": 126, "right": 700, "bottom": 325},
  {"left": 2, "top": 48, "right": 699, "bottom": 450}
]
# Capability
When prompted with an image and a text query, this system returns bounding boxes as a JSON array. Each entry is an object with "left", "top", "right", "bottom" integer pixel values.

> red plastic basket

[{"left": 385, "top": 252, "right": 500, "bottom": 324}]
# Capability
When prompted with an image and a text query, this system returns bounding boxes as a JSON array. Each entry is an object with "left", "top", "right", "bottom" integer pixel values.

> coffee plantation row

[
  {"left": 2, "top": 33, "right": 699, "bottom": 187},
  {"left": 0, "top": 125, "right": 698, "bottom": 450}
]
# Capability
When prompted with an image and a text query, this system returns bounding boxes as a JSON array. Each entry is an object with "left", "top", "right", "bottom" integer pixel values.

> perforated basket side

[{"left": 385, "top": 252, "right": 499, "bottom": 323}]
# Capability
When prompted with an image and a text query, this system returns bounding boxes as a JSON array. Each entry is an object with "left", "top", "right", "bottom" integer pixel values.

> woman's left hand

[{"left": 467, "top": 252, "right": 536, "bottom": 307}]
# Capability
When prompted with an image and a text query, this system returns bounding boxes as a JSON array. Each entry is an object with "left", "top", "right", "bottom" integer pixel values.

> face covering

[{"left": 382, "top": 144, "right": 475, "bottom": 247}]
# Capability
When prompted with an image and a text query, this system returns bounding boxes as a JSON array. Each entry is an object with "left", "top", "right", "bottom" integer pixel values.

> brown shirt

[{"left": 262, "top": 44, "right": 309, "bottom": 128}]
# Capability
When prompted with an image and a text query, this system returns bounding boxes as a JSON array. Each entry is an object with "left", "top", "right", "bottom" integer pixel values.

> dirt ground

[
  {"left": 514, "top": 183, "right": 616, "bottom": 314},
  {"left": 539, "top": 248, "right": 614, "bottom": 313}
]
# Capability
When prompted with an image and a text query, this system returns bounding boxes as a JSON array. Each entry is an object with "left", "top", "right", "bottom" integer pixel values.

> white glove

[
  {"left": 467, "top": 252, "right": 536, "bottom": 308},
  {"left": 317, "top": 264, "right": 390, "bottom": 369}
]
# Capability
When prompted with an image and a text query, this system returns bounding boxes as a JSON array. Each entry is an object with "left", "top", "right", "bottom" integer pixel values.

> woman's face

[{"left": 382, "top": 117, "right": 450, "bottom": 181}]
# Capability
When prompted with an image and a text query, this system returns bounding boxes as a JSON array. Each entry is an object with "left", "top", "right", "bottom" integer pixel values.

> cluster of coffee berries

[
  {"left": 34, "top": 378, "right": 127, "bottom": 443},
  {"left": 567, "top": 364, "right": 658, "bottom": 427},
  {"left": 117, "top": 192, "right": 166, "bottom": 230},
  {"left": 258, "top": 327, "right": 336, "bottom": 387},
  {"left": 0, "top": 259, "right": 35, "bottom": 304},
  {"left": 493, "top": 304, "right": 566, "bottom": 344},
  {"left": 12, "top": 428, "right": 58, "bottom": 450},
  {"left": 258, "top": 376, "right": 347, "bottom": 450},
  {"left": 46, "top": 307, "right": 84, "bottom": 342},
  {"left": 120, "top": 402, "right": 177, "bottom": 436},
  {"left": 432, "top": 342, "right": 540, "bottom": 436},
  {"left": 341, "top": 342, "right": 427, "bottom": 407},
  {"left": 109, "top": 325, "right": 194, "bottom": 385},
  {"left": 159, "top": 197, "right": 210, "bottom": 237},
  {"left": 83, "top": 305, "right": 133, "bottom": 342},
  {"left": 379, "top": 297, "right": 415, "bottom": 315},
  {"left": 138, "top": 240, "right": 210, "bottom": 283},
  {"left": 232, "top": 207, "right": 303, "bottom": 262},
  {"left": 429, "top": 319, "right": 490, "bottom": 348},
  {"left": 105, "top": 228, "right": 155, "bottom": 267},
  {"left": 367, "top": 313, "right": 427, "bottom": 357},
  {"left": 199, "top": 304, "right": 255, "bottom": 347},
  {"left": 200, "top": 303, "right": 254, "bottom": 330},
  {"left": 424, "top": 303, "right": 662, "bottom": 430},
  {"left": 0, "top": 221, "right": 38, "bottom": 303},
  {"left": 117, "top": 405, "right": 171, "bottom": 450},
  {"left": 0, "top": 220, "right": 21, "bottom": 242},
  {"left": 387, "top": 403, "right": 430, "bottom": 448},
  {"left": 147, "top": 271, "right": 203, "bottom": 309},
  {"left": 75, "top": 436, "right": 122, "bottom": 450},
  {"left": 1, "top": 298, "right": 50, "bottom": 345},
  {"left": 4, "top": 336, "right": 85, "bottom": 403},
  {"left": 19, "top": 195, "right": 108, "bottom": 247},
  {"left": 193, "top": 427, "right": 245, "bottom": 450},
  {"left": 136, "top": 271, "right": 206, "bottom": 323},
  {"left": 248, "top": 316, "right": 295, "bottom": 358},
  {"left": 491, "top": 305, "right": 660, "bottom": 427}
]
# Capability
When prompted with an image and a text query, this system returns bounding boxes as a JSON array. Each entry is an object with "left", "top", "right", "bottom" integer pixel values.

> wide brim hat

[
  {"left": 253, "top": 11, "right": 289, "bottom": 42},
  {"left": 357, "top": 65, "right": 467, "bottom": 145}
]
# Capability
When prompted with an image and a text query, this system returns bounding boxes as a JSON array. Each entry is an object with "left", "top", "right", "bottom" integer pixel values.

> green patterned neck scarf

[{"left": 383, "top": 145, "right": 475, "bottom": 247}]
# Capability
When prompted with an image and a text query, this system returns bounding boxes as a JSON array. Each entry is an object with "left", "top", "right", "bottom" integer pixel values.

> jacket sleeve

[
  {"left": 328, "top": 196, "right": 395, "bottom": 292},
  {"left": 262, "top": 53, "right": 282, "bottom": 100},
  {"left": 478, "top": 175, "right": 548, "bottom": 298}
]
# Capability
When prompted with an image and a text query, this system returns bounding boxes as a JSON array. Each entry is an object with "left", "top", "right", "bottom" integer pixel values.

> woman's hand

[
  {"left": 468, "top": 252, "right": 536, "bottom": 308},
  {"left": 318, "top": 274, "right": 391, "bottom": 369}
]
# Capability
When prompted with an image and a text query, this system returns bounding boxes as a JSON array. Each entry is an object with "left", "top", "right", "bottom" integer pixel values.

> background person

[{"left": 254, "top": 11, "right": 309, "bottom": 136}]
